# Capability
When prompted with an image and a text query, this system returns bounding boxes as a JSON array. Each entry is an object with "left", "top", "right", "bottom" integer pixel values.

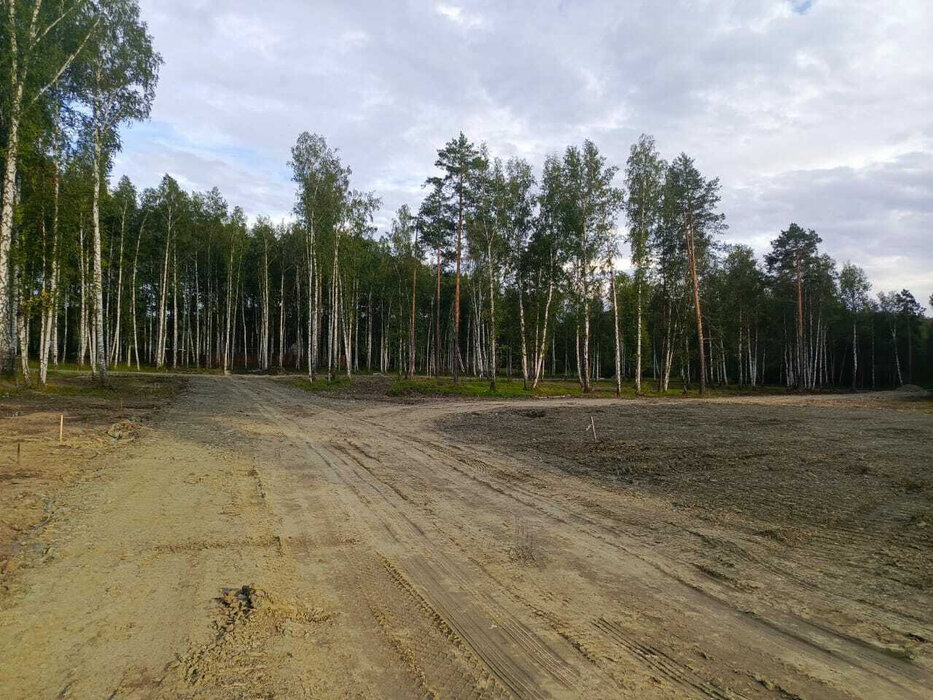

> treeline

[{"left": 3, "top": 3, "right": 930, "bottom": 391}]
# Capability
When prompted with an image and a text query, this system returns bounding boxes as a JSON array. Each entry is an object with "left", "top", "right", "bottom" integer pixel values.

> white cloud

[{"left": 435, "top": 3, "right": 484, "bottom": 29}]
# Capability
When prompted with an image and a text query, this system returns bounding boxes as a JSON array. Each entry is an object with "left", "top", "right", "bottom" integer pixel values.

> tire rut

[
  {"left": 228, "top": 377, "right": 933, "bottom": 699},
  {"left": 231, "top": 378, "right": 601, "bottom": 698}
]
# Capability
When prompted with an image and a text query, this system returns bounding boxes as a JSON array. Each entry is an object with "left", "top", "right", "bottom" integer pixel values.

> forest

[{"left": 2, "top": 1, "right": 930, "bottom": 394}]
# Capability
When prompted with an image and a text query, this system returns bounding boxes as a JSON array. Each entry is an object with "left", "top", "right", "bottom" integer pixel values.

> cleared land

[{"left": 0, "top": 375, "right": 930, "bottom": 698}]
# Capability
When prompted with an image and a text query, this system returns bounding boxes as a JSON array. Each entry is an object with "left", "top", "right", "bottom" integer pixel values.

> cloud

[
  {"left": 113, "top": 0, "right": 933, "bottom": 308},
  {"left": 435, "top": 3, "right": 485, "bottom": 29},
  {"left": 724, "top": 152, "right": 933, "bottom": 301}
]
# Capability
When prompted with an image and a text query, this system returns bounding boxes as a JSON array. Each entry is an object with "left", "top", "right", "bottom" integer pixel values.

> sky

[{"left": 112, "top": 0, "right": 933, "bottom": 309}]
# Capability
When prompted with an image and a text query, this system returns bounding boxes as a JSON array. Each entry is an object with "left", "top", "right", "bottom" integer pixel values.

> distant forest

[{"left": 2, "top": 0, "right": 930, "bottom": 391}]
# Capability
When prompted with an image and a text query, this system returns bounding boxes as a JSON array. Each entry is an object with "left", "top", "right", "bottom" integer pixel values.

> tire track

[
  {"left": 230, "top": 377, "right": 933, "bottom": 698},
  {"left": 232, "top": 378, "right": 601, "bottom": 698}
]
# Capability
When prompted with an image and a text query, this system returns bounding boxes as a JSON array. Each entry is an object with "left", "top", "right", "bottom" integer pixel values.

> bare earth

[{"left": 0, "top": 376, "right": 931, "bottom": 698}]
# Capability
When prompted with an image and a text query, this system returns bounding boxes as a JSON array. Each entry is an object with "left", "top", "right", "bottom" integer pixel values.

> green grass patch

[
  {"left": 0, "top": 372, "right": 182, "bottom": 401},
  {"left": 387, "top": 376, "right": 794, "bottom": 400},
  {"left": 27, "top": 360, "right": 224, "bottom": 376},
  {"left": 389, "top": 377, "right": 608, "bottom": 398},
  {"left": 286, "top": 375, "right": 352, "bottom": 393}
]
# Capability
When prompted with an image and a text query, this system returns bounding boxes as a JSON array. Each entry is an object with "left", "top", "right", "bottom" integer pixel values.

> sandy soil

[
  {"left": 0, "top": 375, "right": 183, "bottom": 585},
  {"left": 0, "top": 376, "right": 930, "bottom": 698}
]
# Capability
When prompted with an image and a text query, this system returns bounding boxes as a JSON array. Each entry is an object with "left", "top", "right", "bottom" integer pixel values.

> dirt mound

[
  {"left": 173, "top": 585, "right": 330, "bottom": 696},
  {"left": 106, "top": 419, "right": 139, "bottom": 441},
  {"left": 895, "top": 384, "right": 929, "bottom": 394}
]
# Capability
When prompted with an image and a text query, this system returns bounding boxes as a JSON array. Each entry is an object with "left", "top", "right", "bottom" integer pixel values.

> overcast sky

[{"left": 112, "top": 0, "right": 933, "bottom": 309}]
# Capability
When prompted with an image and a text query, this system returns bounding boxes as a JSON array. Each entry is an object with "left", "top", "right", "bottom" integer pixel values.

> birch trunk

[
  {"left": 851, "top": 318, "right": 858, "bottom": 389},
  {"left": 686, "top": 212, "right": 706, "bottom": 395},
  {"left": 635, "top": 277, "right": 643, "bottom": 394},
  {"left": 156, "top": 206, "right": 172, "bottom": 368},
  {"left": 172, "top": 246, "right": 178, "bottom": 368},
  {"left": 0, "top": 90, "right": 22, "bottom": 375},
  {"left": 532, "top": 272, "right": 554, "bottom": 388},
  {"left": 131, "top": 216, "right": 144, "bottom": 369},
  {"left": 487, "top": 241, "right": 497, "bottom": 392},
  {"left": 223, "top": 245, "right": 234, "bottom": 374},
  {"left": 40, "top": 160, "right": 61, "bottom": 385},
  {"left": 517, "top": 280, "right": 530, "bottom": 389},
  {"left": 278, "top": 265, "right": 285, "bottom": 368},
  {"left": 109, "top": 202, "right": 127, "bottom": 365},
  {"left": 435, "top": 245, "right": 441, "bottom": 376},
  {"left": 91, "top": 127, "right": 108, "bottom": 383},
  {"left": 610, "top": 262, "right": 622, "bottom": 397},
  {"left": 0, "top": 3, "right": 95, "bottom": 375}
]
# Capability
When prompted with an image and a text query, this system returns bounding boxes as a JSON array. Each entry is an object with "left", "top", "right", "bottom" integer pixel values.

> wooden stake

[
  {"left": 17, "top": 441, "right": 22, "bottom": 465},
  {"left": 587, "top": 416, "right": 598, "bottom": 443},
  {"left": 60, "top": 414, "right": 64, "bottom": 444}
]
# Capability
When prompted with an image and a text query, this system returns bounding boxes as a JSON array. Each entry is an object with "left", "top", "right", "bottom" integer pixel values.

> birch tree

[
  {"left": 624, "top": 134, "right": 666, "bottom": 394},
  {"left": 75, "top": 0, "right": 159, "bottom": 382},
  {"left": 561, "top": 141, "right": 623, "bottom": 392},
  {"left": 289, "top": 132, "right": 347, "bottom": 380},
  {"left": 839, "top": 263, "right": 870, "bottom": 389},
  {"left": 0, "top": 0, "right": 99, "bottom": 375}
]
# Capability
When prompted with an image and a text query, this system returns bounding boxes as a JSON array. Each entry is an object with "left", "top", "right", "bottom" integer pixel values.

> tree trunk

[
  {"left": 408, "top": 249, "right": 417, "bottom": 380},
  {"left": 40, "top": 161, "right": 61, "bottom": 385},
  {"left": 532, "top": 271, "right": 554, "bottom": 389},
  {"left": 487, "top": 241, "right": 497, "bottom": 392},
  {"left": 635, "top": 276, "right": 643, "bottom": 394},
  {"left": 223, "top": 245, "right": 234, "bottom": 374},
  {"left": 172, "top": 245, "right": 178, "bottom": 369},
  {"left": 686, "top": 212, "right": 705, "bottom": 395},
  {"left": 517, "top": 279, "right": 530, "bottom": 389},
  {"left": 610, "top": 262, "right": 622, "bottom": 397},
  {"left": 435, "top": 245, "right": 442, "bottom": 377},
  {"left": 91, "top": 128, "right": 108, "bottom": 384},
  {"left": 795, "top": 252, "right": 804, "bottom": 390},
  {"left": 0, "top": 68, "right": 25, "bottom": 377},
  {"left": 131, "top": 217, "right": 144, "bottom": 369},
  {"left": 851, "top": 318, "right": 858, "bottom": 389},
  {"left": 453, "top": 188, "right": 463, "bottom": 382},
  {"left": 278, "top": 264, "right": 285, "bottom": 368},
  {"left": 156, "top": 206, "right": 172, "bottom": 368}
]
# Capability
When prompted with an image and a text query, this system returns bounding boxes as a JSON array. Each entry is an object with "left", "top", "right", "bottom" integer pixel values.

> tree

[
  {"left": 661, "top": 154, "right": 724, "bottom": 395},
  {"left": 75, "top": 0, "right": 159, "bottom": 382},
  {"left": 107, "top": 174, "right": 135, "bottom": 366},
  {"left": 389, "top": 204, "right": 418, "bottom": 379},
  {"left": 893, "top": 289, "right": 923, "bottom": 384},
  {"left": 497, "top": 158, "right": 536, "bottom": 389},
  {"left": 765, "top": 224, "right": 822, "bottom": 389},
  {"left": 289, "top": 132, "right": 349, "bottom": 380},
  {"left": 151, "top": 175, "right": 185, "bottom": 369},
  {"left": 426, "top": 132, "right": 483, "bottom": 382},
  {"left": 0, "top": 0, "right": 100, "bottom": 375},
  {"left": 624, "top": 134, "right": 666, "bottom": 394},
  {"left": 529, "top": 155, "right": 568, "bottom": 388},
  {"left": 417, "top": 182, "right": 454, "bottom": 377},
  {"left": 717, "top": 245, "right": 766, "bottom": 387},
  {"left": 561, "top": 140, "right": 623, "bottom": 392},
  {"left": 839, "top": 263, "right": 870, "bottom": 388}
]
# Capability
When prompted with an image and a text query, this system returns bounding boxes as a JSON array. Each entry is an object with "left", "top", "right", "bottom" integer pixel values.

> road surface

[{"left": 1, "top": 376, "right": 929, "bottom": 698}]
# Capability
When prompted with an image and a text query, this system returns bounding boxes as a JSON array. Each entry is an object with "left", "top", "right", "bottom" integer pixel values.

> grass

[
  {"left": 385, "top": 376, "right": 787, "bottom": 399},
  {"left": 26, "top": 360, "right": 224, "bottom": 376},
  {"left": 274, "top": 371, "right": 823, "bottom": 400},
  {"left": 1, "top": 371, "right": 183, "bottom": 401},
  {"left": 286, "top": 375, "right": 352, "bottom": 393}
]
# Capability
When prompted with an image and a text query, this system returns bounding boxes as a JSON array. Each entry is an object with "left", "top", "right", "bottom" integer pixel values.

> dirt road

[{"left": 1, "top": 376, "right": 930, "bottom": 698}]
